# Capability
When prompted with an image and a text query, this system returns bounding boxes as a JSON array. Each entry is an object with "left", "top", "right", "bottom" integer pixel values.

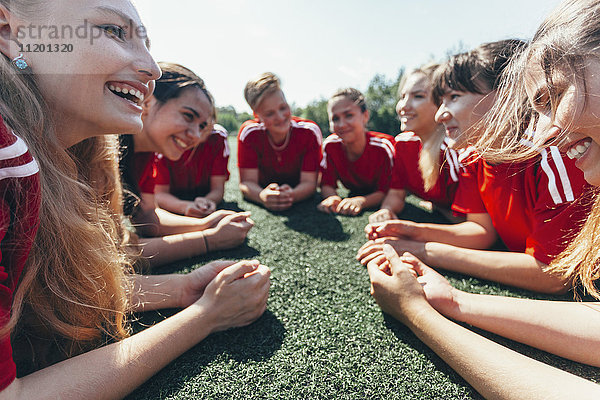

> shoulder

[
  {"left": 367, "top": 132, "right": 395, "bottom": 161},
  {"left": 291, "top": 117, "right": 323, "bottom": 145},
  {"left": 522, "top": 140, "right": 581, "bottom": 205},
  {"left": 212, "top": 124, "right": 229, "bottom": 138},
  {"left": 394, "top": 131, "right": 421, "bottom": 143},
  {"left": 0, "top": 117, "right": 39, "bottom": 180},
  {"left": 323, "top": 134, "right": 343, "bottom": 149},
  {"left": 238, "top": 120, "right": 264, "bottom": 142}
]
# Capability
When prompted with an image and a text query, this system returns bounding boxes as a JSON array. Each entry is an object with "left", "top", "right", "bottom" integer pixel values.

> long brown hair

[
  {"left": 474, "top": 0, "right": 600, "bottom": 299},
  {"left": 0, "top": 0, "right": 133, "bottom": 370}
]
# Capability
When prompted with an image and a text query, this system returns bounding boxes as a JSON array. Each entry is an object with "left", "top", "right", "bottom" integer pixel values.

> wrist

[
  {"left": 450, "top": 289, "right": 473, "bottom": 322},
  {"left": 202, "top": 229, "right": 216, "bottom": 253}
]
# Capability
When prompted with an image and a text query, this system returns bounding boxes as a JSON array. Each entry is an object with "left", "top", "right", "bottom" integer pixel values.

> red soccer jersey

[
  {"left": 237, "top": 117, "right": 322, "bottom": 187},
  {"left": 390, "top": 132, "right": 462, "bottom": 208},
  {"left": 0, "top": 117, "right": 41, "bottom": 391},
  {"left": 320, "top": 131, "right": 395, "bottom": 194},
  {"left": 133, "top": 152, "right": 159, "bottom": 195},
  {"left": 154, "top": 124, "right": 230, "bottom": 199},
  {"left": 452, "top": 146, "right": 591, "bottom": 265}
]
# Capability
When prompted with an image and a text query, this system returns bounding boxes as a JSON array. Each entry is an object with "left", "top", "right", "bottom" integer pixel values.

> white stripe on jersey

[
  {"left": 212, "top": 124, "right": 230, "bottom": 158},
  {"left": 0, "top": 159, "right": 39, "bottom": 181},
  {"left": 292, "top": 120, "right": 323, "bottom": 146},
  {"left": 239, "top": 122, "right": 265, "bottom": 142},
  {"left": 321, "top": 135, "right": 343, "bottom": 169},
  {"left": 395, "top": 132, "right": 421, "bottom": 143},
  {"left": 550, "top": 145, "right": 574, "bottom": 202},
  {"left": 0, "top": 135, "right": 29, "bottom": 160},
  {"left": 369, "top": 137, "right": 394, "bottom": 166},
  {"left": 521, "top": 139, "right": 570, "bottom": 205}
]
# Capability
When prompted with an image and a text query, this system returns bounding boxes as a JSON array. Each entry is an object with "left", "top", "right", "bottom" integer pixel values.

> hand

[
  {"left": 398, "top": 253, "right": 462, "bottom": 319},
  {"left": 366, "top": 245, "right": 433, "bottom": 325},
  {"left": 335, "top": 196, "right": 366, "bottom": 216},
  {"left": 317, "top": 195, "right": 342, "bottom": 214},
  {"left": 178, "top": 260, "right": 237, "bottom": 307},
  {"left": 183, "top": 201, "right": 209, "bottom": 218},
  {"left": 357, "top": 237, "right": 426, "bottom": 266},
  {"left": 196, "top": 260, "right": 271, "bottom": 332},
  {"left": 365, "top": 219, "right": 420, "bottom": 241},
  {"left": 200, "top": 209, "right": 236, "bottom": 228},
  {"left": 259, "top": 183, "right": 294, "bottom": 211},
  {"left": 368, "top": 209, "right": 397, "bottom": 224},
  {"left": 205, "top": 212, "right": 255, "bottom": 251},
  {"left": 193, "top": 197, "right": 217, "bottom": 217}
]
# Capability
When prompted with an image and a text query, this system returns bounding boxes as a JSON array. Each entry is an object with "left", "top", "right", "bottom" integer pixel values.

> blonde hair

[
  {"left": 244, "top": 72, "right": 282, "bottom": 111},
  {"left": 400, "top": 64, "right": 445, "bottom": 192},
  {"left": 0, "top": 0, "right": 133, "bottom": 370},
  {"left": 474, "top": 0, "right": 600, "bottom": 299}
]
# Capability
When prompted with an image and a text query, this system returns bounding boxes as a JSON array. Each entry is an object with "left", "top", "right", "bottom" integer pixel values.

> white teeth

[
  {"left": 115, "top": 87, "right": 122, "bottom": 93},
  {"left": 109, "top": 85, "right": 115, "bottom": 91},
  {"left": 174, "top": 137, "right": 187, "bottom": 148},
  {"left": 122, "top": 89, "right": 129, "bottom": 95},
  {"left": 568, "top": 139, "right": 593, "bottom": 160},
  {"left": 108, "top": 84, "right": 145, "bottom": 104}
]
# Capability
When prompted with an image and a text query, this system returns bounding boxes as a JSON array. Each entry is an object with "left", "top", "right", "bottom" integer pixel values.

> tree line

[{"left": 216, "top": 69, "right": 404, "bottom": 137}]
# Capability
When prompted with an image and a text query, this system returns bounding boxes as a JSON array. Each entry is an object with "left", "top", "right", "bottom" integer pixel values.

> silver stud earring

[{"left": 12, "top": 54, "right": 29, "bottom": 70}]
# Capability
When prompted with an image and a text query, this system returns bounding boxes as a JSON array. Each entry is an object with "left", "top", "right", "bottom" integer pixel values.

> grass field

[{"left": 127, "top": 137, "right": 600, "bottom": 399}]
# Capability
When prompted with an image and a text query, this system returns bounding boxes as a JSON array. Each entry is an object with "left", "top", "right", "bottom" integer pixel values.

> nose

[
  {"left": 134, "top": 40, "right": 162, "bottom": 85},
  {"left": 435, "top": 104, "right": 451, "bottom": 124},
  {"left": 187, "top": 124, "right": 202, "bottom": 143}
]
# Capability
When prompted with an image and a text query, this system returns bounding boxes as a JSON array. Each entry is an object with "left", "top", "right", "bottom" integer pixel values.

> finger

[
  {"left": 400, "top": 252, "right": 432, "bottom": 276},
  {"left": 220, "top": 260, "right": 261, "bottom": 283},
  {"left": 383, "top": 244, "right": 409, "bottom": 277},
  {"left": 360, "top": 250, "right": 385, "bottom": 266},
  {"left": 227, "top": 212, "right": 252, "bottom": 222},
  {"left": 366, "top": 256, "right": 387, "bottom": 283}
]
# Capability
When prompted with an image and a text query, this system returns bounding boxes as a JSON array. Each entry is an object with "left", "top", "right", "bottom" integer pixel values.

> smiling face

[
  {"left": 7, "top": 0, "right": 161, "bottom": 145},
  {"left": 525, "top": 58, "right": 600, "bottom": 186},
  {"left": 141, "top": 87, "right": 213, "bottom": 161},
  {"left": 434, "top": 87, "right": 496, "bottom": 149},
  {"left": 254, "top": 89, "right": 292, "bottom": 138},
  {"left": 328, "top": 96, "right": 369, "bottom": 144},
  {"left": 396, "top": 73, "right": 439, "bottom": 139}
]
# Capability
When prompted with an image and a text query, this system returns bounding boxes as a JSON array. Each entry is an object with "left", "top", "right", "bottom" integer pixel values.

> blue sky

[{"left": 134, "top": 0, "right": 563, "bottom": 113}]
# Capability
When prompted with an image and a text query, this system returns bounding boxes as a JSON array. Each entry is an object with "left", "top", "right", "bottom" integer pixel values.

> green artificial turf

[{"left": 127, "top": 137, "right": 600, "bottom": 400}]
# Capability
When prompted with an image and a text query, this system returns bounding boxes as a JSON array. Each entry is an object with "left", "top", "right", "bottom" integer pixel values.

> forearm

[
  {"left": 138, "top": 232, "right": 208, "bottom": 267},
  {"left": 205, "top": 188, "right": 224, "bottom": 204},
  {"left": 7, "top": 305, "right": 215, "bottom": 400},
  {"left": 423, "top": 243, "right": 567, "bottom": 293},
  {"left": 412, "top": 221, "right": 496, "bottom": 249},
  {"left": 380, "top": 189, "right": 406, "bottom": 215},
  {"left": 453, "top": 292, "right": 600, "bottom": 366},
  {"left": 239, "top": 181, "right": 264, "bottom": 204},
  {"left": 320, "top": 185, "right": 338, "bottom": 198},
  {"left": 128, "top": 274, "right": 185, "bottom": 311},
  {"left": 358, "top": 191, "right": 385, "bottom": 209},
  {"left": 155, "top": 192, "right": 193, "bottom": 216},
  {"left": 407, "top": 309, "right": 600, "bottom": 400},
  {"left": 292, "top": 181, "right": 317, "bottom": 203}
]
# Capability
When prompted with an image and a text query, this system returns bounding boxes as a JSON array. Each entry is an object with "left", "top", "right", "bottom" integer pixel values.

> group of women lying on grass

[{"left": 1, "top": 0, "right": 599, "bottom": 398}]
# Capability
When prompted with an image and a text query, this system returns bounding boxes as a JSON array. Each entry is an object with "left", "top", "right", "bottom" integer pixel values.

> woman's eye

[
  {"left": 100, "top": 25, "right": 127, "bottom": 40},
  {"left": 183, "top": 113, "right": 194, "bottom": 121}
]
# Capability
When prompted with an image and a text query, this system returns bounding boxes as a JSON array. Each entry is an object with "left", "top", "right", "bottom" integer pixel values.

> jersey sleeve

[
  {"left": 300, "top": 124, "right": 322, "bottom": 173},
  {"left": 525, "top": 148, "right": 590, "bottom": 264},
  {"left": 451, "top": 158, "right": 487, "bottom": 214},
  {"left": 237, "top": 123, "right": 259, "bottom": 169},
  {"left": 137, "top": 155, "right": 158, "bottom": 194},
  {"left": 153, "top": 155, "right": 171, "bottom": 186},
  {"left": 319, "top": 142, "right": 338, "bottom": 188},
  {"left": 0, "top": 200, "right": 16, "bottom": 391},
  {"left": 389, "top": 139, "right": 415, "bottom": 190},
  {"left": 210, "top": 133, "right": 230, "bottom": 179},
  {"left": 376, "top": 150, "right": 393, "bottom": 192}
]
